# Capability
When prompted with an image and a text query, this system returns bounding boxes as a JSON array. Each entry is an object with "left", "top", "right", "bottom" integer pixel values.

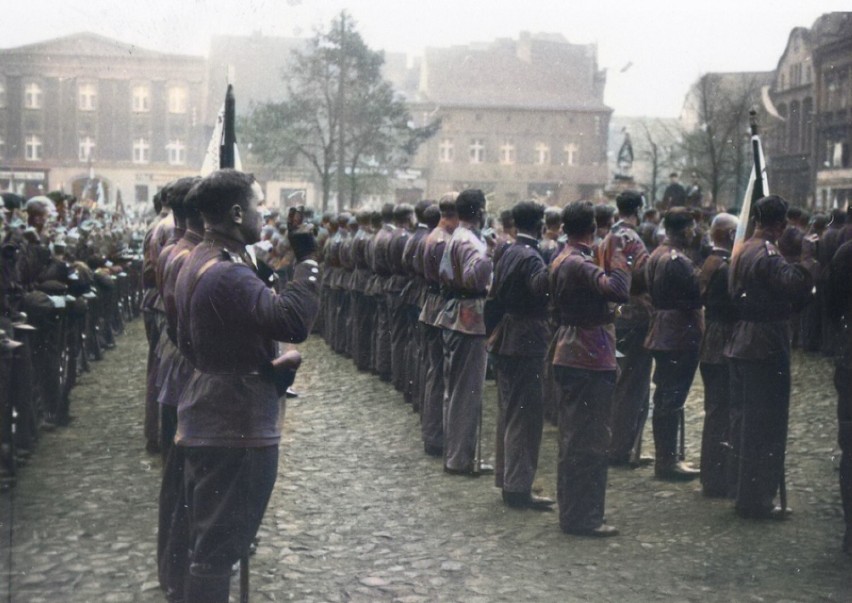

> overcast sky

[{"left": 4, "top": 0, "right": 849, "bottom": 117}]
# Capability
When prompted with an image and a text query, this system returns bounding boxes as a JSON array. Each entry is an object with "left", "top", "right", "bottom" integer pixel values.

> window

[
  {"left": 594, "top": 116, "right": 601, "bottom": 136},
  {"left": 499, "top": 139, "right": 516, "bottom": 165},
  {"left": 0, "top": 80, "right": 5, "bottom": 108},
  {"left": 24, "top": 82, "right": 42, "bottom": 109},
  {"left": 25, "top": 135, "right": 43, "bottom": 161},
  {"left": 469, "top": 139, "right": 485, "bottom": 164},
  {"left": 132, "top": 85, "right": 150, "bottom": 112},
  {"left": 534, "top": 142, "right": 550, "bottom": 165},
  {"left": 168, "top": 86, "right": 188, "bottom": 114},
  {"left": 0, "top": 136, "right": 5, "bottom": 159},
  {"left": 438, "top": 138, "right": 454, "bottom": 163},
  {"left": 78, "top": 83, "right": 97, "bottom": 111},
  {"left": 133, "top": 138, "right": 150, "bottom": 164},
  {"left": 564, "top": 143, "right": 579, "bottom": 166},
  {"left": 166, "top": 139, "right": 186, "bottom": 165},
  {"left": 78, "top": 135, "right": 96, "bottom": 161}
]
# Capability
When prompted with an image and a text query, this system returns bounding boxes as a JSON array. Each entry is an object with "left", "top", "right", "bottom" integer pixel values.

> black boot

[{"left": 184, "top": 565, "right": 231, "bottom": 603}]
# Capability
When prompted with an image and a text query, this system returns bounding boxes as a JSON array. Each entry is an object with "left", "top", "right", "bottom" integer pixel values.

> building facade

[
  {"left": 407, "top": 32, "right": 611, "bottom": 211},
  {"left": 0, "top": 33, "right": 206, "bottom": 207}
]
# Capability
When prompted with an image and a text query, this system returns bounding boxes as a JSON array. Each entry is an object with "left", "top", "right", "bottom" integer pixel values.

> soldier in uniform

[
  {"left": 372, "top": 204, "right": 396, "bottom": 382},
  {"left": 488, "top": 201, "right": 553, "bottom": 509},
  {"left": 539, "top": 207, "right": 563, "bottom": 265},
  {"left": 549, "top": 201, "right": 630, "bottom": 536},
  {"left": 436, "top": 190, "right": 494, "bottom": 475},
  {"left": 419, "top": 195, "right": 458, "bottom": 457},
  {"left": 174, "top": 170, "right": 319, "bottom": 602},
  {"left": 726, "top": 195, "right": 813, "bottom": 520},
  {"left": 661, "top": 172, "right": 687, "bottom": 210},
  {"left": 644, "top": 208, "right": 703, "bottom": 480},
  {"left": 387, "top": 204, "right": 414, "bottom": 396},
  {"left": 350, "top": 211, "right": 374, "bottom": 372},
  {"left": 828, "top": 225, "right": 852, "bottom": 552},
  {"left": 602, "top": 192, "right": 653, "bottom": 468},
  {"left": 338, "top": 216, "right": 357, "bottom": 358},
  {"left": 142, "top": 190, "right": 174, "bottom": 453},
  {"left": 697, "top": 213, "right": 738, "bottom": 498}
]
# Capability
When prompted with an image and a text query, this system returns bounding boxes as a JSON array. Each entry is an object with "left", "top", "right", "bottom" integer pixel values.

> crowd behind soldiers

[
  {"left": 316, "top": 188, "right": 852, "bottom": 549},
  {"left": 0, "top": 190, "right": 146, "bottom": 484}
]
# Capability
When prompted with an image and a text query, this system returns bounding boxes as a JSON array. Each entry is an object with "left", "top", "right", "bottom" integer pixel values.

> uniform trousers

[
  {"left": 144, "top": 309, "right": 164, "bottom": 447},
  {"left": 650, "top": 349, "right": 699, "bottom": 463},
  {"left": 699, "top": 361, "right": 733, "bottom": 497},
  {"left": 834, "top": 365, "right": 852, "bottom": 536},
  {"left": 374, "top": 295, "right": 392, "bottom": 381},
  {"left": 729, "top": 353, "right": 790, "bottom": 515},
  {"left": 442, "top": 329, "right": 486, "bottom": 471},
  {"left": 389, "top": 293, "right": 408, "bottom": 394},
  {"left": 157, "top": 404, "right": 186, "bottom": 599},
  {"left": 353, "top": 292, "right": 375, "bottom": 372},
  {"left": 493, "top": 354, "right": 544, "bottom": 493},
  {"left": 405, "top": 305, "right": 424, "bottom": 410},
  {"left": 609, "top": 321, "right": 652, "bottom": 462},
  {"left": 554, "top": 366, "right": 615, "bottom": 532},
  {"left": 421, "top": 324, "right": 445, "bottom": 451},
  {"left": 183, "top": 445, "right": 278, "bottom": 603}
]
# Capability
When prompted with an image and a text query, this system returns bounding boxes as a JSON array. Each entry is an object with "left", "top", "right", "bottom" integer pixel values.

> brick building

[{"left": 0, "top": 33, "right": 206, "bottom": 206}]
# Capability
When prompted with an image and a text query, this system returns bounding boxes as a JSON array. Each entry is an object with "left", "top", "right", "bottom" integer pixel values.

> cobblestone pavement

[{"left": 1, "top": 318, "right": 851, "bottom": 602}]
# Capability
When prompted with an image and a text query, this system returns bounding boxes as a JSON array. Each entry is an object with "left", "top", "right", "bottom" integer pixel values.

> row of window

[
  {"left": 438, "top": 138, "right": 581, "bottom": 166},
  {"left": 6, "top": 135, "right": 187, "bottom": 165},
  {"left": 0, "top": 81, "right": 189, "bottom": 114}
]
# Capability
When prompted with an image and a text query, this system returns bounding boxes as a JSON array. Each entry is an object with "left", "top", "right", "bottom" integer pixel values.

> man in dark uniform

[
  {"left": 400, "top": 201, "right": 436, "bottom": 410},
  {"left": 350, "top": 211, "right": 374, "bottom": 371},
  {"left": 153, "top": 176, "right": 201, "bottom": 601},
  {"left": 819, "top": 209, "right": 847, "bottom": 356},
  {"left": 697, "top": 213, "right": 738, "bottom": 498},
  {"left": 436, "top": 190, "right": 493, "bottom": 475},
  {"left": 365, "top": 211, "right": 382, "bottom": 372},
  {"left": 142, "top": 190, "right": 173, "bottom": 453},
  {"left": 726, "top": 195, "right": 813, "bottom": 520},
  {"left": 828, "top": 227, "right": 852, "bottom": 552},
  {"left": 372, "top": 204, "right": 396, "bottom": 382},
  {"left": 338, "top": 216, "right": 357, "bottom": 358},
  {"left": 549, "top": 201, "right": 630, "bottom": 536},
  {"left": 325, "top": 213, "right": 349, "bottom": 353},
  {"left": 419, "top": 195, "right": 458, "bottom": 457},
  {"left": 488, "top": 201, "right": 553, "bottom": 510},
  {"left": 174, "top": 170, "right": 319, "bottom": 602},
  {"left": 602, "top": 192, "right": 653, "bottom": 468},
  {"left": 661, "top": 172, "right": 687, "bottom": 210},
  {"left": 387, "top": 204, "right": 414, "bottom": 397},
  {"left": 644, "top": 208, "right": 703, "bottom": 480}
]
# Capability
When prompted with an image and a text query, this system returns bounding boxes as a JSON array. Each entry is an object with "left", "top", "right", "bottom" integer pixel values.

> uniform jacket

[
  {"left": 419, "top": 225, "right": 452, "bottom": 326},
  {"left": 644, "top": 241, "right": 704, "bottom": 351},
  {"left": 435, "top": 223, "right": 492, "bottom": 335},
  {"left": 400, "top": 224, "right": 430, "bottom": 308},
  {"left": 698, "top": 248, "right": 736, "bottom": 365},
  {"left": 599, "top": 220, "right": 652, "bottom": 326},
  {"left": 174, "top": 230, "right": 319, "bottom": 447},
  {"left": 548, "top": 242, "right": 630, "bottom": 371},
  {"left": 487, "top": 235, "right": 550, "bottom": 357}
]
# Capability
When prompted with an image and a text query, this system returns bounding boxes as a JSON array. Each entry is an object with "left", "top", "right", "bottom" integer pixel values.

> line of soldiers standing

[
  {"left": 317, "top": 189, "right": 852, "bottom": 549},
  {"left": 1, "top": 192, "right": 143, "bottom": 483}
]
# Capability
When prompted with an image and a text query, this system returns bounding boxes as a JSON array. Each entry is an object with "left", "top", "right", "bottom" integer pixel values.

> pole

[
  {"left": 220, "top": 85, "right": 236, "bottom": 170},
  {"left": 240, "top": 554, "right": 249, "bottom": 603}
]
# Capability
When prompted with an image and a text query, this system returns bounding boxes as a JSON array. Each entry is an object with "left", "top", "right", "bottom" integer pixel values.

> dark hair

[
  {"left": 753, "top": 195, "right": 789, "bottom": 227},
  {"left": 153, "top": 190, "right": 163, "bottom": 214},
  {"left": 663, "top": 207, "right": 695, "bottom": 232},
  {"left": 499, "top": 209, "right": 515, "bottom": 229},
  {"left": 192, "top": 169, "right": 256, "bottom": 223},
  {"left": 786, "top": 206, "right": 803, "bottom": 222},
  {"left": 356, "top": 210, "right": 372, "bottom": 225},
  {"left": 381, "top": 203, "right": 395, "bottom": 223},
  {"left": 562, "top": 201, "right": 596, "bottom": 237},
  {"left": 424, "top": 204, "right": 441, "bottom": 229},
  {"left": 616, "top": 191, "right": 644, "bottom": 216},
  {"left": 414, "top": 200, "right": 432, "bottom": 224},
  {"left": 830, "top": 207, "right": 848, "bottom": 226},
  {"left": 337, "top": 212, "right": 351, "bottom": 226},
  {"left": 439, "top": 197, "right": 457, "bottom": 217},
  {"left": 594, "top": 204, "right": 615, "bottom": 228},
  {"left": 371, "top": 211, "right": 382, "bottom": 228},
  {"left": 170, "top": 176, "right": 202, "bottom": 220},
  {"left": 643, "top": 208, "right": 659, "bottom": 220},
  {"left": 511, "top": 201, "right": 545, "bottom": 232},
  {"left": 393, "top": 203, "right": 414, "bottom": 223},
  {"left": 456, "top": 189, "right": 486, "bottom": 221},
  {"left": 544, "top": 206, "right": 561, "bottom": 227}
]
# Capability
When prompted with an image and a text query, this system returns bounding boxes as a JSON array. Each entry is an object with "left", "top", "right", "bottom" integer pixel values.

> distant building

[
  {"left": 0, "top": 32, "right": 206, "bottom": 206},
  {"left": 405, "top": 32, "right": 611, "bottom": 210},
  {"left": 766, "top": 27, "right": 817, "bottom": 207},
  {"left": 811, "top": 12, "right": 852, "bottom": 209}
]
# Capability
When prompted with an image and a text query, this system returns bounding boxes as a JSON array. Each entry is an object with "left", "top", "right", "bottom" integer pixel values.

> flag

[{"left": 201, "top": 84, "right": 242, "bottom": 176}]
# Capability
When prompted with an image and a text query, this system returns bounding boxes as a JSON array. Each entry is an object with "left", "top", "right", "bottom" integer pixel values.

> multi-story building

[
  {"left": 766, "top": 27, "right": 817, "bottom": 207},
  {"left": 812, "top": 12, "right": 852, "bottom": 209},
  {"left": 406, "top": 32, "right": 611, "bottom": 210},
  {"left": 0, "top": 32, "right": 206, "bottom": 206}
]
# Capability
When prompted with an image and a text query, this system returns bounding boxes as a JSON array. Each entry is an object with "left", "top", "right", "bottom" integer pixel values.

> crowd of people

[
  {"left": 314, "top": 189, "right": 852, "bottom": 549},
  {"left": 1, "top": 191, "right": 145, "bottom": 483}
]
